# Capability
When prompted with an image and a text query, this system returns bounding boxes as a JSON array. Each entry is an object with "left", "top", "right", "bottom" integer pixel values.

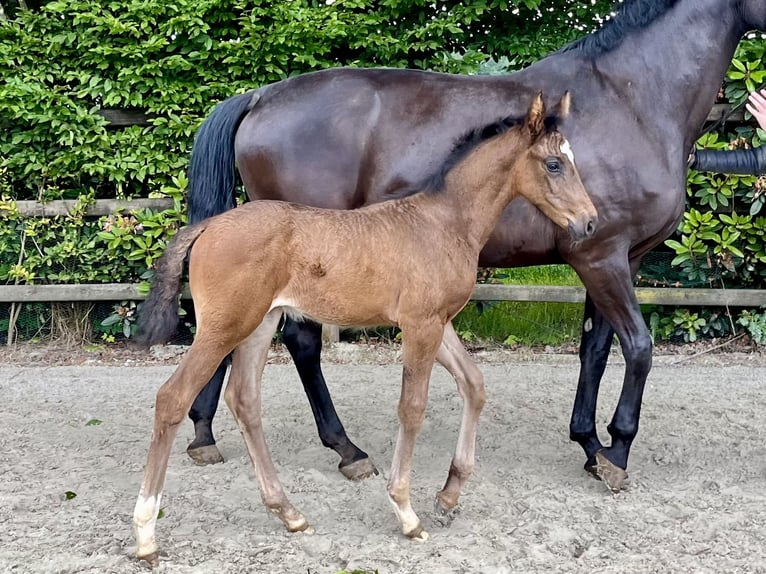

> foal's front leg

[
  {"left": 387, "top": 320, "right": 444, "bottom": 541},
  {"left": 433, "top": 322, "right": 486, "bottom": 514},
  {"left": 224, "top": 309, "right": 310, "bottom": 533}
]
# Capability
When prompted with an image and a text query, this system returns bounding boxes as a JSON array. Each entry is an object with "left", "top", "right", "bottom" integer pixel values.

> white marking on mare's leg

[
  {"left": 584, "top": 317, "right": 593, "bottom": 333},
  {"left": 133, "top": 493, "right": 162, "bottom": 558}
]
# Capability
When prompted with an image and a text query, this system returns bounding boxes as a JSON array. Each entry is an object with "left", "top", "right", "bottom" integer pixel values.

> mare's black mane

[{"left": 559, "top": 0, "right": 680, "bottom": 57}]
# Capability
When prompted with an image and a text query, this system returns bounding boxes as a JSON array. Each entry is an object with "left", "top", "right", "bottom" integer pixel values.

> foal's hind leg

[
  {"left": 134, "top": 336, "right": 231, "bottom": 566},
  {"left": 387, "top": 320, "right": 444, "bottom": 541},
  {"left": 433, "top": 322, "right": 486, "bottom": 515},
  {"left": 224, "top": 309, "right": 310, "bottom": 533}
]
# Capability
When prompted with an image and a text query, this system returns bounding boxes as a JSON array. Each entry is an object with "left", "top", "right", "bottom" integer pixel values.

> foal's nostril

[{"left": 585, "top": 219, "right": 596, "bottom": 236}]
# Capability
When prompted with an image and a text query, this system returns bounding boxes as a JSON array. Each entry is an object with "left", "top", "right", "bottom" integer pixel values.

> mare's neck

[{"left": 591, "top": 0, "right": 745, "bottom": 150}]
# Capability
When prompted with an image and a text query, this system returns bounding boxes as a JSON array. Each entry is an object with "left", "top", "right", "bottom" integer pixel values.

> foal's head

[{"left": 514, "top": 93, "right": 597, "bottom": 241}]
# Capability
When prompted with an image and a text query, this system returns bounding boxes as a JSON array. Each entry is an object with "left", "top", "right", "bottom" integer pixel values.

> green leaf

[{"left": 101, "top": 314, "right": 123, "bottom": 326}]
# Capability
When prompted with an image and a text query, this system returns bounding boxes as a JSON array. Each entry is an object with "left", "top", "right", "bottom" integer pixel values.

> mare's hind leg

[
  {"left": 225, "top": 309, "right": 310, "bottom": 533},
  {"left": 387, "top": 320, "right": 444, "bottom": 541},
  {"left": 186, "top": 358, "right": 229, "bottom": 465},
  {"left": 134, "top": 335, "right": 231, "bottom": 566},
  {"left": 282, "top": 318, "right": 377, "bottom": 480},
  {"left": 433, "top": 322, "right": 486, "bottom": 515}
]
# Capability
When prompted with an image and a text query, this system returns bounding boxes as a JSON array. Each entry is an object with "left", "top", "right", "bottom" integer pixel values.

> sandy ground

[{"left": 2, "top": 346, "right": 766, "bottom": 574}]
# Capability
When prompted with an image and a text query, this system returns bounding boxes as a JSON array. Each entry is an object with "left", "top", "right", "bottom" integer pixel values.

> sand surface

[{"left": 2, "top": 348, "right": 766, "bottom": 573}]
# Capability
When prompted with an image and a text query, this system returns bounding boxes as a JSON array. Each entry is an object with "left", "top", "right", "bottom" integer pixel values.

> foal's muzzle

[{"left": 568, "top": 215, "right": 598, "bottom": 241}]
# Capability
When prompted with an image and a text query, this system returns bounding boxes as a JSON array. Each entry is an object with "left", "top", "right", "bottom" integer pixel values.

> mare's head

[{"left": 514, "top": 92, "right": 597, "bottom": 242}]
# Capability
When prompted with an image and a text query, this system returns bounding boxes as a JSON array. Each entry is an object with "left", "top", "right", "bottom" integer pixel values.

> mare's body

[{"left": 184, "top": 0, "right": 766, "bottom": 488}]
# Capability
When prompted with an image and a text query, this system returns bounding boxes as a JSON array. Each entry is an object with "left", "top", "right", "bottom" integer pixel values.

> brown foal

[{"left": 132, "top": 93, "right": 597, "bottom": 566}]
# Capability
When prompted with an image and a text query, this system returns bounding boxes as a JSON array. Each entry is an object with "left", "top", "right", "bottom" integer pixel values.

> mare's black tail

[
  {"left": 187, "top": 91, "right": 255, "bottom": 223},
  {"left": 135, "top": 223, "right": 209, "bottom": 347}
]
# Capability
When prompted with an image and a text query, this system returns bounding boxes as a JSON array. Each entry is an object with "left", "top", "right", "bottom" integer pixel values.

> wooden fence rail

[
  {"left": 92, "top": 103, "right": 744, "bottom": 128},
  {"left": 12, "top": 198, "right": 173, "bottom": 217},
  {"left": 2, "top": 283, "right": 765, "bottom": 307}
]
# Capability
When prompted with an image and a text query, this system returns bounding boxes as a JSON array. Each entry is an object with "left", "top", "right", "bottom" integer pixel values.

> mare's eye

[{"left": 545, "top": 158, "right": 562, "bottom": 174}]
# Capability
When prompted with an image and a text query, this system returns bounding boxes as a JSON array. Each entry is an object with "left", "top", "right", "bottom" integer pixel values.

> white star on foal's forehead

[{"left": 560, "top": 140, "right": 575, "bottom": 164}]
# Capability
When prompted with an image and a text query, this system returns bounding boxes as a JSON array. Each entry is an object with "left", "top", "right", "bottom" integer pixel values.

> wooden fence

[{"left": 2, "top": 281, "right": 766, "bottom": 307}]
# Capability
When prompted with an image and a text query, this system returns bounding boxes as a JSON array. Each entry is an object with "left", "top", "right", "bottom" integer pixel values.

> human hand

[{"left": 745, "top": 88, "right": 766, "bottom": 131}]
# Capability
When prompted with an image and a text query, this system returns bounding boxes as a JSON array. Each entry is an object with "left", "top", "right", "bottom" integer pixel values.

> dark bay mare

[{"left": 183, "top": 0, "right": 766, "bottom": 491}]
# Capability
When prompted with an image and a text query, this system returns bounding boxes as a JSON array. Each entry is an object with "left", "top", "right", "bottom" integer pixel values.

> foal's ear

[
  {"left": 553, "top": 91, "right": 571, "bottom": 122},
  {"left": 525, "top": 92, "right": 546, "bottom": 140}
]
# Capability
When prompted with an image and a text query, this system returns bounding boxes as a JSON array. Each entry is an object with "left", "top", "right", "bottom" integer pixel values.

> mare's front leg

[
  {"left": 569, "top": 253, "right": 652, "bottom": 492},
  {"left": 134, "top": 336, "right": 231, "bottom": 566},
  {"left": 433, "top": 322, "right": 486, "bottom": 515},
  {"left": 569, "top": 294, "right": 613, "bottom": 467},
  {"left": 186, "top": 357, "right": 229, "bottom": 465},
  {"left": 388, "top": 320, "right": 444, "bottom": 541},
  {"left": 282, "top": 318, "right": 377, "bottom": 480},
  {"left": 225, "top": 310, "right": 310, "bottom": 533}
]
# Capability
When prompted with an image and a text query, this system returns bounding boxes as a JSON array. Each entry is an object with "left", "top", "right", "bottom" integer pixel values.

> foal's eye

[{"left": 545, "top": 158, "right": 562, "bottom": 174}]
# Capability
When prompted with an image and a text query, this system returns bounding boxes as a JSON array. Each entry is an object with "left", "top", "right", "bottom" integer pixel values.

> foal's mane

[
  {"left": 559, "top": 0, "right": 680, "bottom": 57},
  {"left": 397, "top": 112, "right": 562, "bottom": 198}
]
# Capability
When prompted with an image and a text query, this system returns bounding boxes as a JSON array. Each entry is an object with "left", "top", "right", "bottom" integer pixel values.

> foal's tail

[
  {"left": 187, "top": 91, "right": 255, "bottom": 224},
  {"left": 135, "top": 223, "right": 209, "bottom": 347}
]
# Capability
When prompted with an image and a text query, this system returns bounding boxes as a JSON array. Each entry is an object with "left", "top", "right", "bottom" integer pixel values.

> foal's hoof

[
  {"left": 273, "top": 508, "right": 312, "bottom": 534},
  {"left": 339, "top": 457, "right": 379, "bottom": 481},
  {"left": 434, "top": 492, "right": 458, "bottom": 515},
  {"left": 286, "top": 518, "right": 312, "bottom": 534},
  {"left": 137, "top": 551, "right": 160, "bottom": 569},
  {"left": 405, "top": 524, "right": 430, "bottom": 542},
  {"left": 187, "top": 444, "right": 224, "bottom": 466},
  {"left": 588, "top": 451, "right": 629, "bottom": 493},
  {"left": 433, "top": 497, "right": 460, "bottom": 527}
]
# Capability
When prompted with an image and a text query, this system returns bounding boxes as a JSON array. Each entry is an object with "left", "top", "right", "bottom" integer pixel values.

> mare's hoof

[
  {"left": 137, "top": 551, "right": 160, "bottom": 568},
  {"left": 589, "top": 451, "right": 629, "bottom": 492},
  {"left": 187, "top": 444, "right": 224, "bottom": 466},
  {"left": 339, "top": 457, "right": 379, "bottom": 481}
]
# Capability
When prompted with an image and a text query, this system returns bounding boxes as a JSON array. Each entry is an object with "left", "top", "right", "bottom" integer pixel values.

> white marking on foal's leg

[
  {"left": 133, "top": 493, "right": 162, "bottom": 558},
  {"left": 387, "top": 493, "right": 429, "bottom": 541},
  {"left": 561, "top": 139, "right": 575, "bottom": 164}
]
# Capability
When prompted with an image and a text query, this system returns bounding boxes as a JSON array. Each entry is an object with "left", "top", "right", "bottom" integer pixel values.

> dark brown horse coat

[{"left": 184, "top": 0, "right": 766, "bottom": 489}]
